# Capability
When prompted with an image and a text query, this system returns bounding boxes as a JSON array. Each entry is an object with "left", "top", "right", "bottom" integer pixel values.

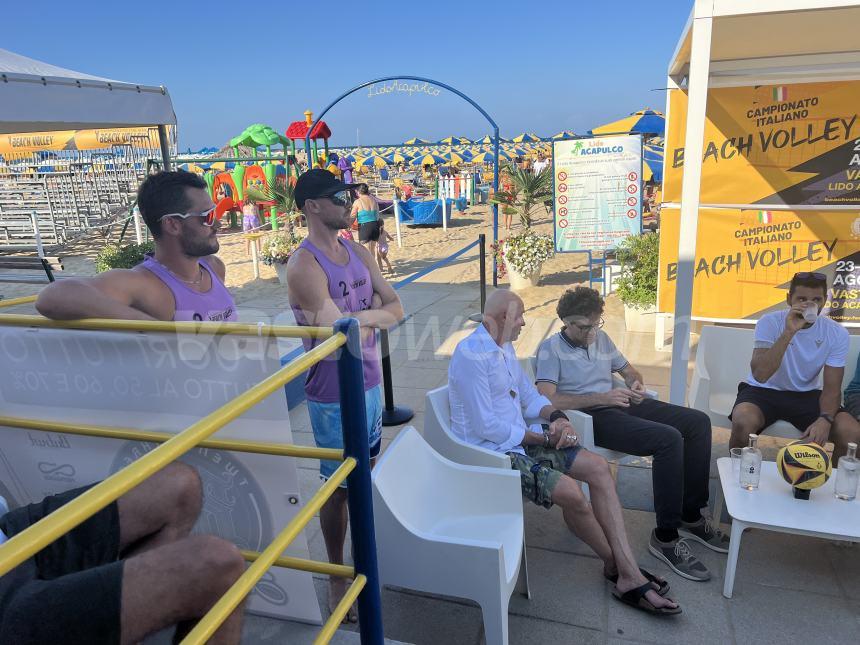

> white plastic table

[{"left": 714, "top": 457, "right": 860, "bottom": 598}]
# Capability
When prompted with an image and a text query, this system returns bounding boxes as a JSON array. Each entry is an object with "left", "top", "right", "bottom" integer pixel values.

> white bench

[{"left": 689, "top": 324, "right": 860, "bottom": 438}]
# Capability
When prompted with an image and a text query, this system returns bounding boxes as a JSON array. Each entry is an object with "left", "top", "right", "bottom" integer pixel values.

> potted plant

[
  {"left": 261, "top": 231, "right": 303, "bottom": 284},
  {"left": 614, "top": 231, "right": 660, "bottom": 332},
  {"left": 489, "top": 162, "right": 553, "bottom": 228},
  {"left": 492, "top": 229, "right": 554, "bottom": 290},
  {"left": 247, "top": 177, "right": 300, "bottom": 233}
]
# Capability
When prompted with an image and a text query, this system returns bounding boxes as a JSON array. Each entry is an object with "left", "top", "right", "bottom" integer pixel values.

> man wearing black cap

[{"left": 287, "top": 170, "right": 403, "bottom": 622}]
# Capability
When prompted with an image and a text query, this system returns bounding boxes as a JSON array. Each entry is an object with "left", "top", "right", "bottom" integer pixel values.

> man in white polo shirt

[
  {"left": 730, "top": 271, "right": 860, "bottom": 463},
  {"left": 535, "top": 287, "right": 724, "bottom": 583}
]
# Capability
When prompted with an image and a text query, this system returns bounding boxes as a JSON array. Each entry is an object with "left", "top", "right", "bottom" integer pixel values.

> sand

[{"left": 0, "top": 201, "right": 611, "bottom": 317}]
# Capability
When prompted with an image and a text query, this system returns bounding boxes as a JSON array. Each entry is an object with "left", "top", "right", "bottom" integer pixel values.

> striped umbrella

[
  {"left": 471, "top": 150, "right": 512, "bottom": 164},
  {"left": 505, "top": 146, "right": 528, "bottom": 157},
  {"left": 442, "top": 150, "right": 473, "bottom": 164},
  {"left": 552, "top": 130, "right": 577, "bottom": 139},
  {"left": 589, "top": 109, "right": 665, "bottom": 137},
  {"left": 355, "top": 154, "right": 389, "bottom": 168},
  {"left": 438, "top": 136, "right": 471, "bottom": 145},
  {"left": 511, "top": 132, "right": 542, "bottom": 143},
  {"left": 643, "top": 144, "right": 664, "bottom": 182},
  {"left": 386, "top": 151, "right": 413, "bottom": 164},
  {"left": 404, "top": 137, "right": 431, "bottom": 145},
  {"left": 410, "top": 153, "right": 446, "bottom": 166},
  {"left": 475, "top": 135, "right": 510, "bottom": 144}
]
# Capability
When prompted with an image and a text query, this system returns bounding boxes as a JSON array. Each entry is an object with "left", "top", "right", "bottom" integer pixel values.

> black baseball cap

[{"left": 294, "top": 169, "right": 359, "bottom": 209}]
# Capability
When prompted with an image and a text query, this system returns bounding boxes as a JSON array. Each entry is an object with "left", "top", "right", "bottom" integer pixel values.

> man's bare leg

[
  {"left": 319, "top": 487, "right": 357, "bottom": 623},
  {"left": 567, "top": 452, "right": 678, "bottom": 609},
  {"left": 117, "top": 462, "right": 202, "bottom": 556},
  {"left": 120, "top": 535, "right": 246, "bottom": 645},
  {"left": 730, "top": 403, "right": 765, "bottom": 450},
  {"left": 832, "top": 411, "right": 860, "bottom": 465},
  {"left": 551, "top": 478, "right": 614, "bottom": 566}
]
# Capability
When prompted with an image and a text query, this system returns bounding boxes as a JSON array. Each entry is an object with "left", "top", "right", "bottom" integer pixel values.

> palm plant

[
  {"left": 489, "top": 162, "right": 553, "bottom": 228},
  {"left": 247, "top": 178, "right": 298, "bottom": 233}
]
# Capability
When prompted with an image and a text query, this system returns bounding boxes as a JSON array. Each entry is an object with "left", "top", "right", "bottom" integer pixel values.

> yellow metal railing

[
  {"left": 0, "top": 294, "right": 38, "bottom": 309},
  {"left": 0, "top": 314, "right": 381, "bottom": 643}
]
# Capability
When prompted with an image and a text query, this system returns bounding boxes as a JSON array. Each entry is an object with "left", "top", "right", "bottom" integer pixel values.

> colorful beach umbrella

[
  {"left": 438, "top": 136, "right": 471, "bottom": 145},
  {"left": 589, "top": 109, "right": 665, "bottom": 137},
  {"left": 471, "top": 150, "right": 511, "bottom": 164},
  {"left": 552, "top": 130, "right": 577, "bottom": 139},
  {"left": 643, "top": 144, "right": 664, "bottom": 182},
  {"left": 404, "top": 137, "right": 430, "bottom": 145},
  {"left": 442, "top": 150, "right": 472, "bottom": 164},
  {"left": 386, "top": 151, "right": 413, "bottom": 164},
  {"left": 511, "top": 132, "right": 542, "bottom": 143},
  {"left": 410, "top": 153, "right": 446, "bottom": 166},
  {"left": 355, "top": 154, "right": 389, "bottom": 168}
]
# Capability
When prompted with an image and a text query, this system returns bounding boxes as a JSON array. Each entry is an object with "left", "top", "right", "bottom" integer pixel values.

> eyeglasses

[
  {"left": 572, "top": 318, "right": 604, "bottom": 332},
  {"left": 325, "top": 190, "right": 352, "bottom": 207},
  {"left": 793, "top": 272, "right": 826, "bottom": 281},
  {"left": 158, "top": 206, "right": 218, "bottom": 227}
]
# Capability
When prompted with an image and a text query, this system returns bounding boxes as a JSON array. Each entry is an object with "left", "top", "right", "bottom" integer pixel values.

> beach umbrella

[
  {"left": 354, "top": 154, "right": 389, "bottom": 168},
  {"left": 589, "top": 109, "right": 665, "bottom": 137},
  {"left": 505, "top": 146, "right": 528, "bottom": 157},
  {"left": 438, "top": 136, "right": 471, "bottom": 145},
  {"left": 386, "top": 151, "right": 413, "bottom": 164},
  {"left": 178, "top": 162, "right": 205, "bottom": 174},
  {"left": 643, "top": 144, "right": 664, "bottom": 182},
  {"left": 404, "top": 137, "right": 431, "bottom": 145},
  {"left": 410, "top": 153, "right": 446, "bottom": 166},
  {"left": 552, "top": 130, "right": 577, "bottom": 139},
  {"left": 442, "top": 150, "right": 473, "bottom": 164},
  {"left": 511, "top": 132, "right": 542, "bottom": 143},
  {"left": 471, "top": 150, "right": 511, "bottom": 164},
  {"left": 475, "top": 135, "right": 509, "bottom": 144}
]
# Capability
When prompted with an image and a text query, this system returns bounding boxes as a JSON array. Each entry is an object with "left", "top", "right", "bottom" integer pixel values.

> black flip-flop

[
  {"left": 605, "top": 567, "right": 670, "bottom": 596},
  {"left": 612, "top": 582, "right": 682, "bottom": 616}
]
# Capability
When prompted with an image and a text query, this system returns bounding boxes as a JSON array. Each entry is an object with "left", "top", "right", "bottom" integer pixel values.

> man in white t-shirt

[{"left": 730, "top": 271, "right": 860, "bottom": 461}]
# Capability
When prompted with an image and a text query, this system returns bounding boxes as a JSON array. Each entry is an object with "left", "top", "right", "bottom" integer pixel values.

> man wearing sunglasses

[
  {"left": 730, "top": 271, "right": 860, "bottom": 464},
  {"left": 287, "top": 169, "right": 403, "bottom": 622},
  {"left": 535, "top": 287, "right": 724, "bottom": 583},
  {"left": 37, "top": 170, "right": 235, "bottom": 323}
]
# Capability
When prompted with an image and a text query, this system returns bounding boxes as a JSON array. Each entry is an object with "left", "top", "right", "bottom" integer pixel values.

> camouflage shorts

[{"left": 508, "top": 444, "right": 584, "bottom": 509}]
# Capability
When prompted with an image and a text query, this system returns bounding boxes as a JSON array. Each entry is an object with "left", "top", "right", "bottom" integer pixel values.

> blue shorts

[{"left": 308, "top": 384, "right": 383, "bottom": 484}]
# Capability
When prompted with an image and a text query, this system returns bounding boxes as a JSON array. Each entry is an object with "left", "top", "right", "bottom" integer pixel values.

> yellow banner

[
  {"left": 658, "top": 207, "right": 860, "bottom": 322},
  {"left": 0, "top": 127, "right": 166, "bottom": 155},
  {"left": 664, "top": 81, "right": 860, "bottom": 205}
]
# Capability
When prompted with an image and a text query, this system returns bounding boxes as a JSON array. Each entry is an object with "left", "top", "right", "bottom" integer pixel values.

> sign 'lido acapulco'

[
  {"left": 367, "top": 80, "right": 441, "bottom": 98},
  {"left": 552, "top": 135, "right": 643, "bottom": 252}
]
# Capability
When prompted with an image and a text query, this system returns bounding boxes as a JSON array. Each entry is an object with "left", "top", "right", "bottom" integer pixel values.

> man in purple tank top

[
  {"left": 288, "top": 169, "right": 403, "bottom": 622},
  {"left": 37, "top": 171, "right": 236, "bottom": 323}
]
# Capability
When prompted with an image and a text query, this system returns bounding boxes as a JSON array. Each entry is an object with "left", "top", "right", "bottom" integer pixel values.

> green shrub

[
  {"left": 95, "top": 241, "right": 155, "bottom": 273},
  {"left": 614, "top": 231, "right": 659, "bottom": 309}
]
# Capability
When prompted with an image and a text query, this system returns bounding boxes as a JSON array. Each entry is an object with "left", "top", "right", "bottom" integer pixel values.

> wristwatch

[{"left": 818, "top": 413, "right": 834, "bottom": 425}]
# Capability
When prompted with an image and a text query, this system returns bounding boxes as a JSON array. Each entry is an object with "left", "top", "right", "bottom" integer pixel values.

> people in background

[
  {"left": 535, "top": 287, "right": 725, "bottom": 582},
  {"left": 377, "top": 219, "right": 394, "bottom": 273},
  {"left": 351, "top": 184, "right": 382, "bottom": 261},
  {"left": 448, "top": 290, "right": 682, "bottom": 616}
]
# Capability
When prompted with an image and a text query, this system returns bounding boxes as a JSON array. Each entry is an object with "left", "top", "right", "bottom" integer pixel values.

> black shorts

[
  {"left": 730, "top": 382, "right": 822, "bottom": 431},
  {"left": 0, "top": 483, "right": 122, "bottom": 644},
  {"left": 358, "top": 220, "right": 381, "bottom": 242}
]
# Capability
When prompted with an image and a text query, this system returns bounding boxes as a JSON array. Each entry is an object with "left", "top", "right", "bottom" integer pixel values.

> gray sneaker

[
  {"left": 679, "top": 517, "right": 730, "bottom": 554},
  {"left": 648, "top": 532, "right": 711, "bottom": 582}
]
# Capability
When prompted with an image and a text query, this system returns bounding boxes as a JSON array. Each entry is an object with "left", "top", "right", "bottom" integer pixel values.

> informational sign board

[
  {"left": 658, "top": 207, "right": 860, "bottom": 323},
  {"left": 0, "top": 126, "right": 166, "bottom": 155},
  {"left": 0, "top": 327, "right": 322, "bottom": 624},
  {"left": 663, "top": 80, "right": 860, "bottom": 205},
  {"left": 552, "top": 135, "right": 643, "bottom": 252}
]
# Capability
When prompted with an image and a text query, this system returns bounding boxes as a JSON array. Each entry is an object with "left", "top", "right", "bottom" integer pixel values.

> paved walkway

[{"left": 239, "top": 279, "right": 860, "bottom": 644}]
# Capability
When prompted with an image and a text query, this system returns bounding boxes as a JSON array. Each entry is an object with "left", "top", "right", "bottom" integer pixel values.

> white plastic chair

[
  {"left": 372, "top": 426, "right": 524, "bottom": 645},
  {"left": 424, "top": 385, "right": 532, "bottom": 599}
]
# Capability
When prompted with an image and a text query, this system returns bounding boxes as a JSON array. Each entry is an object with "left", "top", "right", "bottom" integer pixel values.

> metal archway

[{"left": 305, "top": 75, "right": 501, "bottom": 284}]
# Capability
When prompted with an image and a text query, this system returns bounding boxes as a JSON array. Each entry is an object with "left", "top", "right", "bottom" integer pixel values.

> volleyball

[{"left": 776, "top": 441, "right": 832, "bottom": 490}]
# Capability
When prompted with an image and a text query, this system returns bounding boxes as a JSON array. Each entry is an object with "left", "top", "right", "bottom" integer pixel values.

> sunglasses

[
  {"left": 793, "top": 272, "right": 826, "bottom": 281},
  {"left": 158, "top": 206, "right": 219, "bottom": 227},
  {"left": 325, "top": 190, "right": 353, "bottom": 207},
  {"left": 572, "top": 317, "right": 604, "bottom": 332}
]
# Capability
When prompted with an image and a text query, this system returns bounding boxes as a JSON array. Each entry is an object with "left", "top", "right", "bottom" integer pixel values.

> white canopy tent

[
  {"left": 665, "top": 0, "right": 860, "bottom": 405},
  {"left": 0, "top": 48, "right": 176, "bottom": 167}
]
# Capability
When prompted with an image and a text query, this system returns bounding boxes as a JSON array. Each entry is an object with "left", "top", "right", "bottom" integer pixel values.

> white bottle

[
  {"left": 740, "top": 434, "right": 762, "bottom": 490},
  {"left": 835, "top": 442, "right": 859, "bottom": 501}
]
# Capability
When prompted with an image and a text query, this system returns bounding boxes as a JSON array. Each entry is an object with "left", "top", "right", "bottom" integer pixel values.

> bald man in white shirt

[{"left": 448, "top": 290, "right": 682, "bottom": 616}]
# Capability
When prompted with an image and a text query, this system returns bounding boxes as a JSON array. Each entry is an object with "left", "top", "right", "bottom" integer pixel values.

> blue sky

[{"left": 5, "top": 1, "right": 692, "bottom": 150}]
